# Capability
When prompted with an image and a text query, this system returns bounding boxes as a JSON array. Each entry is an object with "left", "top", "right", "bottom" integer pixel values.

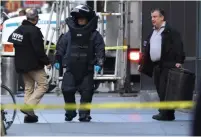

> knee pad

[{"left": 80, "top": 90, "right": 93, "bottom": 102}]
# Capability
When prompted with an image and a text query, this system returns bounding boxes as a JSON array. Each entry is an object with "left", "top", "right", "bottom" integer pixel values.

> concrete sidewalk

[{"left": 4, "top": 94, "right": 193, "bottom": 136}]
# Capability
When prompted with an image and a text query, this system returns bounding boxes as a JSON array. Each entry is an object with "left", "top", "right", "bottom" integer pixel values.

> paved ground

[{"left": 2, "top": 93, "right": 194, "bottom": 136}]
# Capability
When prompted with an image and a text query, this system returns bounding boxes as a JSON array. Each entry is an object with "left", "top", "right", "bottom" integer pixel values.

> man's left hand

[
  {"left": 95, "top": 65, "right": 101, "bottom": 73},
  {"left": 46, "top": 64, "right": 52, "bottom": 69},
  {"left": 175, "top": 63, "right": 182, "bottom": 68},
  {"left": 137, "top": 65, "right": 141, "bottom": 71}
]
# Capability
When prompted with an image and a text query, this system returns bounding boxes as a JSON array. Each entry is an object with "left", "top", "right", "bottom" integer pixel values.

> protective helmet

[{"left": 70, "top": 4, "right": 96, "bottom": 22}]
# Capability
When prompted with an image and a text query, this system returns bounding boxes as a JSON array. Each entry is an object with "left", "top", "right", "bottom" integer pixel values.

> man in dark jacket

[
  {"left": 8, "top": 8, "right": 51, "bottom": 123},
  {"left": 54, "top": 4, "right": 105, "bottom": 122},
  {"left": 138, "top": 8, "right": 185, "bottom": 121}
]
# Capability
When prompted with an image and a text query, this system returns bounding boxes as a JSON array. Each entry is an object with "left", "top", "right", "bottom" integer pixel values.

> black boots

[
  {"left": 152, "top": 113, "right": 175, "bottom": 121},
  {"left": 78, "top": 114, "right": 92, "bottom": 122},
  {"left": 65, "top": 111, "right": 92, "bottom": 122},
  {"left": 65, "top": 111, "right": 77, "bottom": 121}
]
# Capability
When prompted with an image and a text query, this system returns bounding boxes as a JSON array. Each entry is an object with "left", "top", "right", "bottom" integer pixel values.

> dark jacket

[
  {"left": 138, "top": 23, "right": 185, "bottom": 77},
  {"left": 8, "top": 20, "right": 50, "bottom": 73},
  {"left": 55, "top": 16, "right": 105, "bottom": 73}
]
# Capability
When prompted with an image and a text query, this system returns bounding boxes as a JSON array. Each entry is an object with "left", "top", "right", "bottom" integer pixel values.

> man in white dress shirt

[{"left": 138, "top": 8, "right": 185, "bottom": 121}]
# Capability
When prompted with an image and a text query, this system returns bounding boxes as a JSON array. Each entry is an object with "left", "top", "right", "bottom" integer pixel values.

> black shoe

[
  {"left": 20, "top": 109, "right": 36, "bottom": 116},
  {"left": 152, "top": 113, "right": 175, "bottom": 121},
  {"left": 79, "top": 114, "right": 92, "bottom": 122},
  {"left": 24, "top": 115, "right": 38, "bottom": 123},
  {"left": 65, "top": 112, "right": 77, "bottom": 121}
]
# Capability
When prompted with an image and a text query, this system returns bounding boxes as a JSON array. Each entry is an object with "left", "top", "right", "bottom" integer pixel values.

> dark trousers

[
  {"left": 153, "top": 64, "right": 175, "bottom": 116},
  {"left": 62, "top": 72, "right": 94, "bottom": 116}
]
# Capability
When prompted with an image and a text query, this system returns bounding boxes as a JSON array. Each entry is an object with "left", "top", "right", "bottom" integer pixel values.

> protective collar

[{"left": 65, "top": 16, "right": 98, "bottom": 32}]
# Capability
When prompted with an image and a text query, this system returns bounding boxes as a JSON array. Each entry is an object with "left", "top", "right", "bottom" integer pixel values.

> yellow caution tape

[
  {"left": 1, "top": 101, "right": 194, "bottom": 110},
  {"left": 44, "top": 45, "right": 56, "bottom": 50},
  {"left": 105, "top": 46, "right": 128, "bottom": 50},
  {"left": 44, "top": 45, "right": 128, "bottom": 50}
]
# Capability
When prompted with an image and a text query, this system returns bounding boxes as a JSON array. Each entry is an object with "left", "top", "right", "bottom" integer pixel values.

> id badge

[{"left": 143, "top": 41, "right": 147, "bottom": 47}]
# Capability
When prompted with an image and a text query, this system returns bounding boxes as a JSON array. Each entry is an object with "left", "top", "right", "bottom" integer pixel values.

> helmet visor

[{"left": 72, "top": 12, "right": 86, "bottom": 19}]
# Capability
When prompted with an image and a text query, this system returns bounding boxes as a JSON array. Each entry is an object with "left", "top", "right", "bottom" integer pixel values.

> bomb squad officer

[{"left": 54, "top": 4, "right": 105, "bottom": 122}]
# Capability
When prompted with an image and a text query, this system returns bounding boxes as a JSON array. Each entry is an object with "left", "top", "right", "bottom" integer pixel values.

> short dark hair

[
  {"left": 151, "top": 8, "right": 166, "bottom": 21},
  {"left": 19, "top": 9, "right": 26, "bottom": 15}
]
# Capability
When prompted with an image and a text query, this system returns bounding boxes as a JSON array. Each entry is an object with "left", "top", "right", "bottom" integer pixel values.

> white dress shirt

[{"left": 150, "top": 22, "right": 166, "bottom": 62}]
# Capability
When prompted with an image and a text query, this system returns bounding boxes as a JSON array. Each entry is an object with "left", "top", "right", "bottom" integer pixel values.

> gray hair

[{"left": 26, "top": 8, "right": 38, "bottom": 21}]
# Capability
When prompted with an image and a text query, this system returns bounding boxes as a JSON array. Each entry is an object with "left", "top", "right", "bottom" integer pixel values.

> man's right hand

[
  {"left": 54, "top": 63, "right": 60, "bottom": 70},
  {"left": 138, "top": 65, "right": 141, "bottom": 71},
  {"left": 46, "top": 64, "right": 51, "bottom": 69}
]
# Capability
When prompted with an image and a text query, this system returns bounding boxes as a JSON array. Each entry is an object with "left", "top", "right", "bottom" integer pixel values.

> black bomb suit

[{"left": 55, "top": 7, "right": 105, "bottom": 121}]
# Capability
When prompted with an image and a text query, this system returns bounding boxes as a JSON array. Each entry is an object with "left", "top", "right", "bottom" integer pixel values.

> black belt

[{"left": 153, "top": 61, "right": 161, "bottom": 67}]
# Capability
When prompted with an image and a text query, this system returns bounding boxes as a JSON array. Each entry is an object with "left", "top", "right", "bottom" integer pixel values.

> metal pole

[
  {"left": 101, "top": 16, "right": 104, "bottom": 37},
  {"left": 114, "top": 0, "right": 123, "bottom": 77},
  {"left": 101, "top": 0, "right": 106, "bottom": 76},
  {"left": 56, "top": 1, "right": 60, "bottom": 42},
  {"left": 46, "top": 27, "right": 55, "bottom": 55},
  {"left": 67, "top": 0, "right": 71, "bottom": 16},
  {"left": 44, "top": 26, "right": 55, "bottom": 84},
  {"left": 195, "top": 1, "right": 201, "bottom": 94},
  {"left": 53, "top": 0, "right": 61, "bottom": 87},
  {"left": 104, "top": 0, "right": 107, "bottom": 12},
  {"left": 103, "top": 0, "right": 107, "bottom": 43},
  {"left": 124, "top": 1, "right": 132, "bottom": 93},
  {"left": 58, "top": 0, "right": 64, "bottom": 35},
  {"left": 120, "top": 0, "right": 124, "bottom": 79},
  {"left": 1, "top": 56, "right": 17, "bottom": 95},
  {"left": 94, "top": 0, "right": 97, "bottom": 12},
  {"left": 63, "top": 0, "right": 67, "bottom": 33},
  {"left": 44, "top": 2, "right": 56, "bottom": 47},
  {"left": 121, "top": 1, "right": 126, "bottom": 73},
  {"left": 1, "top": 112, "right": 6, "bottom": 136},
  {"left": 100, "top": 15, "right": 104, "bottom": 76}
]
